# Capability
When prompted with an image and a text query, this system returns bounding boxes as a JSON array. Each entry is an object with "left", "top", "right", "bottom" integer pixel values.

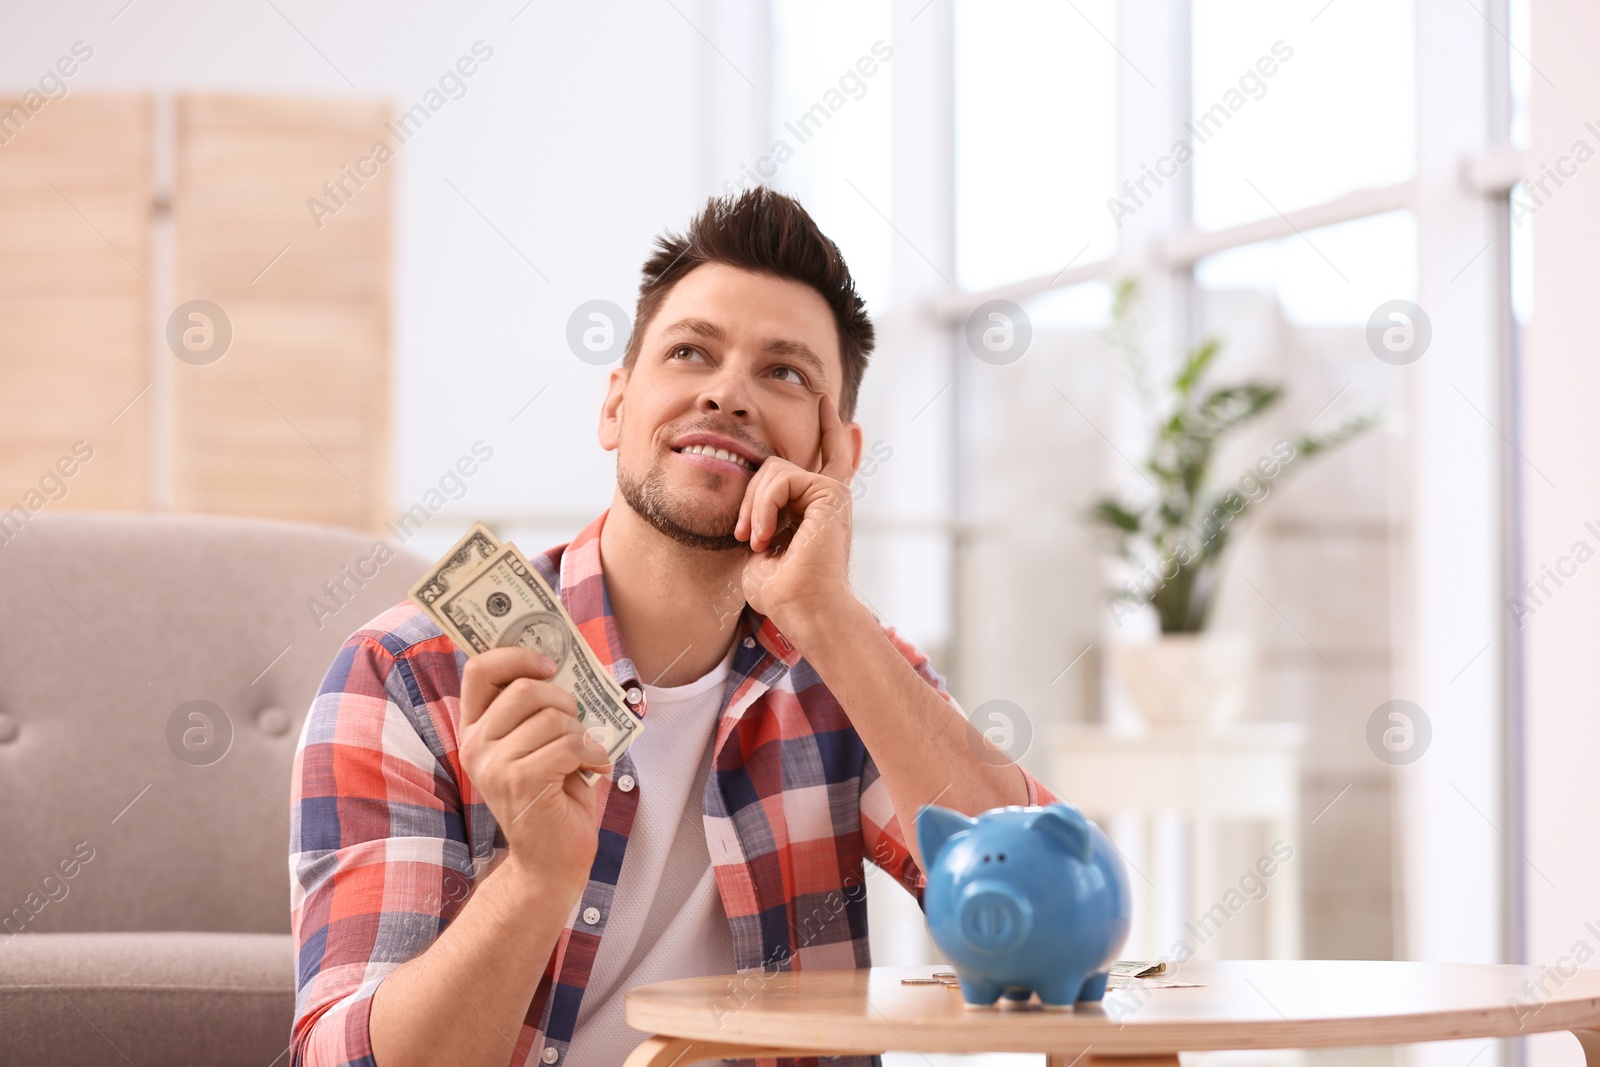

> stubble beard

[{"left": 617, "top": 453, "right": 747, "bottom": 552}]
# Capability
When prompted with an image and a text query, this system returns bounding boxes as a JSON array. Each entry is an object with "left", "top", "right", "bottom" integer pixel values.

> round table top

[{"left": 625, "top": 960, "right": 1600, "bottom": 1056}]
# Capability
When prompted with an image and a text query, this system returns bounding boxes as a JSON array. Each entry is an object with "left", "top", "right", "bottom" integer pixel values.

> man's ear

[
  {"left": 845, "top": 420, "right": 863, "bottom": 479},
  {"left": 598, "top": 365, "right": 628, "bottom": 451}
]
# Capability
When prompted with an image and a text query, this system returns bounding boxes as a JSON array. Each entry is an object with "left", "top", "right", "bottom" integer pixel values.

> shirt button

[
  {"left": 625, "top": 687, "right": 642, "bottom": 705},
  {"left": 542, "top": 1047, "right": 559, "bottom": 1064},
  {"left": 742, "top": 637, "right": 755, "bottom": 648},
  {"left": 583, "top": 906, "right": 601, "bottom": 925},
  {"left": 617, "top": 774, "right": 636, "bottom": 792}
]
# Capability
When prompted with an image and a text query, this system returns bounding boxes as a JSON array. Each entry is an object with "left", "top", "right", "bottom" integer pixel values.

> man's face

[{"left": 599, "top": 262, "right": 862, "bottom": 551}]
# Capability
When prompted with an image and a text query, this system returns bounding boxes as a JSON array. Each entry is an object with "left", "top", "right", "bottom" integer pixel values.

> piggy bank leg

[
  {"left": 1077, "top": 972, "right": 1109, "bottom": 1002},
  {"left": 1034, "top": 973, "right": 1087, "bottom": 1010},
  {"left": 998, "top": 988, "right": 1033, "bottom": 1010},
  {"left": 957, "top": 976, "right": 1004, "bottom": 1008}
]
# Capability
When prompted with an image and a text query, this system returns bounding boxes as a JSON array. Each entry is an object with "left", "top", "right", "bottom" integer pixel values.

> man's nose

[{"left": 699, "top": 365, "right": 752, "bottom": 418}]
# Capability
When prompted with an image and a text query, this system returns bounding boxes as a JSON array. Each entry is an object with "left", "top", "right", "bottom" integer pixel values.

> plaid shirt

[{"left": 290, "top": 509, "right": 1057, "bottom": 1067}]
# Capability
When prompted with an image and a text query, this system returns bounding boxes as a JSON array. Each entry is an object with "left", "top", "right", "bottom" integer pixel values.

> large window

[
  {"left": 802, "top": 2, "right": 1521, "bottom": 1051},
  {"left": 1191, "top": 0, "right": 1415, "bottom": 230},
  {"left": 953, "top": 0, "right": 1118, "bottom": 295},
  {"left": 1194, "top": 210, "right": 1417, "bottom": 325},
  {"left": 769, "top": 0, "right": 895, "bottom": 313}
]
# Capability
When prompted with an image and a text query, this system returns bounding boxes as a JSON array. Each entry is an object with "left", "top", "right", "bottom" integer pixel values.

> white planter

[{"left": 1110, "top": 632, "right": 1256, "bottom": 727}]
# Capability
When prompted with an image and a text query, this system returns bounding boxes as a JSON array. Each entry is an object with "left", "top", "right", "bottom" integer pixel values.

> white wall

[{"left": 1524, "top": 0, "right": 1600, "bottom": 1063}]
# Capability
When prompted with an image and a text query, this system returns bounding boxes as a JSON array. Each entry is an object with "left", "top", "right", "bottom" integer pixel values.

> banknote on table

[
  {"left": 902, "top": 961, "right": 1203, "bottom": 991},
  {"left": 1110, "top": 960, "right": 1167, "bottom": 978},
  {"left": 407, "top": 523, "right": 643, "bottom": 784}
]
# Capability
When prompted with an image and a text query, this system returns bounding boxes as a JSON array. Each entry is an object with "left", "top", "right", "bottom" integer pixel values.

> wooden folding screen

[
  {"left": 172, "top": 95, "right": 392, "bottom": 532},
  {"left": 0, "top": 93, "right": 391, "bottom": 534},
  {"left": 0, "top": 96, "right": 152, "bottom": 516}
]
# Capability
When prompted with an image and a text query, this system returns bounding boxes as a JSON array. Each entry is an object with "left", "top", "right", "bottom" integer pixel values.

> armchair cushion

[{"left": 0, "top": 931, "right": 295, "bottom": 1066}]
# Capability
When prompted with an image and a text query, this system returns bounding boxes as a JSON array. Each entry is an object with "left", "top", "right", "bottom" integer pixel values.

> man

[{"left": 289, "top": 187, "right": 1058, "bottom": 1067}]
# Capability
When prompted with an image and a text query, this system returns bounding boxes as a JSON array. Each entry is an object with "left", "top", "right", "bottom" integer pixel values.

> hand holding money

[
  {"left": 409, "top": 523, "right": 645, "bottom": 787},
  {"left": 455, "top": 646, "right": 612, "bottom": 895}
]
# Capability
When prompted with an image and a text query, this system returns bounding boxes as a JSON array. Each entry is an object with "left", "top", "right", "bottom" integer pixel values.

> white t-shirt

[{"left": 569, "top": 638, "right": 739, "bottom": 1065}]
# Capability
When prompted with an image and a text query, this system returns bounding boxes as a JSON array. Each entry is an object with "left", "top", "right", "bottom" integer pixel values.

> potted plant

[{"left": 1088, "top": 277, "right": 1378, "bottom": 727}]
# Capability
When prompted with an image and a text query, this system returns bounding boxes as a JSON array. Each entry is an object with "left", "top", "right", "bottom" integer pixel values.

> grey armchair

[{"left": 0, "top": 512, "right": 426, "bottom": 1066}]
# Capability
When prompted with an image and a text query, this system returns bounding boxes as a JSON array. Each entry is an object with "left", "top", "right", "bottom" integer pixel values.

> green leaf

[
  {"left": 1089, "top": 499, "right": 1143, "bottom": 534},
  {"left": 1172, "top": 337, "right": 1222, "bottom": 399},
  {"left": 1293, "top": 409, "right": 1382, "bottom": 459},
  {"left": 1111, "top": 276, "right": 1141, "bottom": 317},
  {"left": 1194, "top": 384, "right": 1283, "bottom": 437}
]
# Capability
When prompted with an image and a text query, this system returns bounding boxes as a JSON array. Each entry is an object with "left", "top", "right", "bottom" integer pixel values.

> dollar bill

[
  {"left": 1110, "top": 960, "right": 1167, "bottom": 978},
  {"left": 408, "top": 521, "right": 503, "bottom": 610},
  {"left": 410, "top": 534, "right": 643, "bottom": 785}
]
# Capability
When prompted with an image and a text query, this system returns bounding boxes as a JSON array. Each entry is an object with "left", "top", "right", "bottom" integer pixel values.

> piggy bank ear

[
  {"left": 1026, "top": 804, "right": 1093, "bottom": 862},
  {"left": 916, "top": 805, "right": 977, "bottom": 866}
]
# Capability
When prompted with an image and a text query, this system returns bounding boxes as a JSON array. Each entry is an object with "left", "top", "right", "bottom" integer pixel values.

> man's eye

[
  {"left": 771, "top": 365, "right": 807, "bottom": 386},
  {"left": 670, "top": 345, "right": 704, "bottom": 361}
]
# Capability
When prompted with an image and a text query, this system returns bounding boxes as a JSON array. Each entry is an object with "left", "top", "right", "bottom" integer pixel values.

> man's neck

[{"left": 596, "top": 491, "right": 749, "bottom": 688}]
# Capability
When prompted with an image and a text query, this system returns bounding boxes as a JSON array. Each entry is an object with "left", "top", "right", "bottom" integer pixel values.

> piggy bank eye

[
  {"left": 998, "top": 853, "right": 1006, "bottom": 862},
  {"left": 982, "top": 853, "right": 991, "bottom": 863}
]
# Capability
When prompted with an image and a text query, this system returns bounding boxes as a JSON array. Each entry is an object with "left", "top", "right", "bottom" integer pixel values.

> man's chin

[
  {"left": 618, "top": 471, "right": 746, "bottom": 552},
  {"left": 651, "top": 511, "right": 744, "bottom": 551}
]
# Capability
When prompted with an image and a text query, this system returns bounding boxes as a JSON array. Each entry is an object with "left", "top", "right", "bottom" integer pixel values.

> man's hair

[{"left": 622, "top": 186, "right": 874, "bottom": 422}]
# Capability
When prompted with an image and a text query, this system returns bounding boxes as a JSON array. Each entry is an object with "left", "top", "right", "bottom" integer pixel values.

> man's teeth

[{"left": 678, "top": 443, "right": 753, "bottom": 469}]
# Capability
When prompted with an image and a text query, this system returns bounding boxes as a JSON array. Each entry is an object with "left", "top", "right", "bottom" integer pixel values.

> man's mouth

[
  {"left": 673, "top": 442, "right": 756, "bottom": 474},
  {"left": 668, "top": 432, "right": 764, "bottom": 476}
]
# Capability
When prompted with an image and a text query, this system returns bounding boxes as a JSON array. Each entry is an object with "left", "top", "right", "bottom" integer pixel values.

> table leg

[
  {"left": 1569, "top": 1028, "right": 1600, "bottom": 1067},
  {"left": 1055, "top": 1054, "right": 1181, "bottom": 1067},
  {"left": 622, "top": 1037, "right": 697, "bottom": 1067}
]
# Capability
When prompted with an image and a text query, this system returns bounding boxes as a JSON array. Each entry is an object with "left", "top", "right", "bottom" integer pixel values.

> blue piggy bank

[{"left": 916, "top": 802, "right": 1131, "bottom": 1009}]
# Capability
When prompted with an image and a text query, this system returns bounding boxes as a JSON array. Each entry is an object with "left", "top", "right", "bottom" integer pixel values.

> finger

[
  {"left": 816, "top": 392, "right": 854, "bottom": 483},
  {"left": 475, "top": 678, "right": 578, "bottom": 742},
  {"left": 751, "top": 468, "right": 806, "bottom": 552},
  {"left": 552, "top": 716, "right": 614, "bottom": 773},
  {"left": 568, "top": 717, "right": 615, "bottom": 770},
  {"left": 743, "top": 468, "right": 782, "bottom": 551},
  {"left": 737, "top": 459, "right": 789, "bottom": 543},
  {"left": 494, "top": 705, "right": 576, "bottom": 760},
  {"left": 735, "top": 463, "right": 764, "bottom": 541},
  {"left": 460, "top": 646, "right": 559, "bottom": 728},
  {"left": 517, "top": 718, "right": 612, "bottom": 776},
  {"left": 563, "top": 765, "right": 600, "bottom": 806},
  {"left": 578, "top": 738, "right": 614, "bottom": 774}
]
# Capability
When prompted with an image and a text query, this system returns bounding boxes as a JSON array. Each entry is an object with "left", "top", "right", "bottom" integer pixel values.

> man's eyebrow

[{"left": 658, "top": 317, "right": 725, "bottom": 343}]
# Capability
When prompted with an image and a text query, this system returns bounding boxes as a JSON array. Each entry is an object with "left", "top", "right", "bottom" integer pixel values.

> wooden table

[{"left": 624, "top": 960, "right": 1600, "bottom": 1066}]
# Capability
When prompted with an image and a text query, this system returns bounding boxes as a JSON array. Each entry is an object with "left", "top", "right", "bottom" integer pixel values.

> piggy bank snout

[{"left": 955, "top": 879, "right": 1034, "bottom": 954}]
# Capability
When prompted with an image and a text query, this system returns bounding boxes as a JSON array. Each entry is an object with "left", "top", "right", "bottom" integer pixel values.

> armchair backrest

[{"left": 0, "top": 512, "right": 427, "bottom": 935}]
